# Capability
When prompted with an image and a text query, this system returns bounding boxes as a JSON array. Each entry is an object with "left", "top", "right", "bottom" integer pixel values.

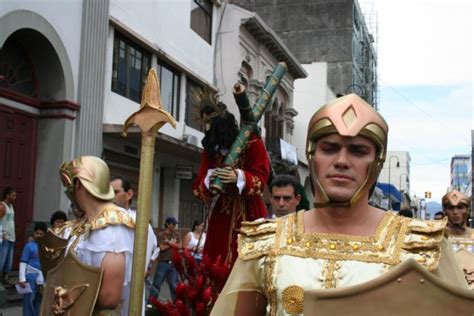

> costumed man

[
  {"left": 211, "top": 94, "right": 469, "bottom": 315},
  {"left": 442, "top": 190, "right": 474, "bottom": 288},
  {"left": 44, "top": 156, "right": 138, "bottom": 315},
  {"left": 192, "top": 90, "right": 270, "bottom": 267}
]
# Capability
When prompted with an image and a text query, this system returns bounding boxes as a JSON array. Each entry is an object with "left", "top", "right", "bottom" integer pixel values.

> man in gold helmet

[
  {"left": 442, "top": 190, "right": 474, "bottom": 288},
  {"left": 41, "top": 156, "right": 137, "bottom": 315},
  {"left": 442, "top": 190, "right": 473, "bottom": 239},
  {"left": 211, "top": 94, "right": 468, "bottom": 315}
]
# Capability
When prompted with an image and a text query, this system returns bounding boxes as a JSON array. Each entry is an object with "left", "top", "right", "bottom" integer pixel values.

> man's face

[
  {"left": 270, "top": 185, "right": 300, "bottom": 217},
  {"left": 33, "top": 229, "right": 45, "bottom": 240},
  {"left": 445, "top": 204, "right": 468, "bottom": 225},
  {"left": 313, "top": 134, "right": 376, "bottom": 202},
  {"left": 167, "top": 222, "right": 176, "bottom": 231},
  {"left": 111, "top": 179, "right": 131, "bottom": 209},
  {"left": 52, "top": 218, "right": 65, "bottom": 229},
  {"left": 6, "top": 191, "right": 17, "bottom": 203}
]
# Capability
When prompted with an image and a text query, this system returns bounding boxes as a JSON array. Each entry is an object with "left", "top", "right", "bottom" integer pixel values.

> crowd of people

[{"left": 0, "top": 92, "right": 473, "bottom": 315}]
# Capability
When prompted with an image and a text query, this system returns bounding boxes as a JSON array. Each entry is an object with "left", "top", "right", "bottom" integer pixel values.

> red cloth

[{"left": 193, "top": 136, "right": 269, "bottom": 267}]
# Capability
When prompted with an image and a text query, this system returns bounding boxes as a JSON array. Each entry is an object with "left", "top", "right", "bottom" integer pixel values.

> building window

[
  {"left": 190, "top": 0, "right": 213, "bottom": 44},
  {"left": 265, "top": 101, "right": 283, "bottom": 139},
  {"left": 265, "top": 87, "right": 288, "bottom": 139},
  {"left": 185, "top": 79, "right": 205, "bottom": 132},
  {"left": 157, "top": 61, "right": 180, "bottom": 120},
  {"left": 0, "top": 37, "right": 37, "bottom": 97},
  {"left": 239, "top": 61, "right": 253, "bottom": 87},
  {"left": 112, "top": 33, "right": 151, "bottom": 103}
]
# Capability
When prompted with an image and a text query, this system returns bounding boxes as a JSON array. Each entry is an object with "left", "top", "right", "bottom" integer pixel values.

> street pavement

[{"left": 0, "top": 302, "right": 21, "bottom": 316}]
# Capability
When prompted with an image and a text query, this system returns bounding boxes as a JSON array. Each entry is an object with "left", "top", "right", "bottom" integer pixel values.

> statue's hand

[
  {"left": 215, "top": 167, "right": 238, "bottom": 184},
  {"left": 209, "top": 168, "right": 220, "bottom": 181}
]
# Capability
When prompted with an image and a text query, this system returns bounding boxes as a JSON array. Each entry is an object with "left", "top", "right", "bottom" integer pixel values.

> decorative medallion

[{"left": 282, "top": 285, "right": 304, "bottom": 314}]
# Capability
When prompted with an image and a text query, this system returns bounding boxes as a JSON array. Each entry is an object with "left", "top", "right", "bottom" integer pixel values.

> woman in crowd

[{"left": 183, "top": 220, "right": 206, "bottom": 266}]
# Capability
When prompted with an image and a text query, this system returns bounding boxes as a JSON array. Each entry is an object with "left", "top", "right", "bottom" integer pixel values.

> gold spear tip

[
  {"left": 122, "top": 68, "right": 177, "bottom": 136},
  {"left": 141, "top": 68, "right": 162, "bottom": 110}
]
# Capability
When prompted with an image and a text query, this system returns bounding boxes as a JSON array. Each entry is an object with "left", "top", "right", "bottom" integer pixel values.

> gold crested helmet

[
  {"left": 442, "top": 189, "right": 470, "bottom": 211},
  {"left": 59, "top": 156, "right": 114, "bottom": 201},
  {"left": 306, "top": 94, "right": 388, "bottom": 207}
]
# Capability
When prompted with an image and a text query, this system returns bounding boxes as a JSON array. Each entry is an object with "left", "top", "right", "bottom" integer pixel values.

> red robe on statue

[{"left": 193, "top": 135, "right": 269, "bottom": 267}]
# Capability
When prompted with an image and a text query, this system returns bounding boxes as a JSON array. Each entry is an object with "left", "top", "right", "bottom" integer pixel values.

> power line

[{"left": 378, "top": 78, "right": 471, "bottom": 145}]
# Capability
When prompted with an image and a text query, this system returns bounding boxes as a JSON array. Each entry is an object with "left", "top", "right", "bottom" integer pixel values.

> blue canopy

[{"left": 376, "top": 182, "right": 402, "bottom": 203}]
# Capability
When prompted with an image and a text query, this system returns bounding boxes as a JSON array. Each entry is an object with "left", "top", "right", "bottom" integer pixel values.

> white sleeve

[
  {"left": 19, "top": 262, "right": 26, "bottom": 282},
  {"left": 236, "top": 169, "right": 246, "bottom": 194},
  {"left": 151, "top": 247, "right": 160, "bottom": 261},
  {"left": 147, "top": 224, "right": 158, "bottom": 264},
  {"left": 77, "top": 225, "right": 135, "bottom": 286},
  {"left": 204, "top": 169, "right": 215, "bottom": 189},
  {"left": 36, "top": 271, "right": 44, "bottom": 285}
]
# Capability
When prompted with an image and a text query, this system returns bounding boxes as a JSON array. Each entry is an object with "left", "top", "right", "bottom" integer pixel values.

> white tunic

[{"left": 61, "top": 207, "right": 137, "bottom": 315}]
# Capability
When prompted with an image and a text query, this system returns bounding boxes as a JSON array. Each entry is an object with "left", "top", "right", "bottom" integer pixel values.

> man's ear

[
  {"left": 295, "top": 194, "right": 301, "bottom": 203},
  {"left": 126, "top": 189, "right": 134, "bottom": 200},
  {"left": 74, "top": 179, "right": 82, "bottom": 190}
]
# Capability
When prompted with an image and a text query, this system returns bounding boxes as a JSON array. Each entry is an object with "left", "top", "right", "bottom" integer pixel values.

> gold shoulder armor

[
  {"left": 238, "top": 218, "right": 276, "bottom": 260},
  {"left": 400, "top": 217, "right": 447, "bottom": 271},
  {"left": 407, "top": 217, "right": 447, "bottom": 233},
  {"left": 90, "top": 207, "right": 135, "bottom": 231},
  {"left": 52, "top": 220, "right": 76, "bottom": 237}
]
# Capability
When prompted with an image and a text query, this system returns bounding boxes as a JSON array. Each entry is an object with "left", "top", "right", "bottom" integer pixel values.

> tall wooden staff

[
  {"left": 123, "top": 69, "right": 176, "bottom": 315},
  {"left": 210, "top": 62, "right": 287, "bottom": 194}
]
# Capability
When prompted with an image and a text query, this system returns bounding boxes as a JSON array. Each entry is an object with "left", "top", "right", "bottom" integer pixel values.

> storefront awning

[{"left": 376, "top": 182, "right": 402, "bottom": 203}]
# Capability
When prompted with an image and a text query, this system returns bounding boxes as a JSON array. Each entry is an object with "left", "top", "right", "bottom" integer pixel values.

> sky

[{"left": 368, "top": 0, "right": 473, "bottom": 203}]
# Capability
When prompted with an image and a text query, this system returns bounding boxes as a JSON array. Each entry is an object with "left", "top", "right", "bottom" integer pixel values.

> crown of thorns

[{"left": 191, "top": 87, "right": 227, "bottom": 119}]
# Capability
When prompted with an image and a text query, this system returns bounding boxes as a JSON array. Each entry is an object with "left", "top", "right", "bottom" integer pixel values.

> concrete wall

[
  {"left": 228, "top": 0, "right": 353, "bottom": 95},
  {"left": 34, "top": 118, "right": 75, "bottom": 221},
  {"left": 228, "top": 0, "right": 354, "bottom": 63},
  {"left": 228, "top": 0, "right": 378, "bottom": 105}
]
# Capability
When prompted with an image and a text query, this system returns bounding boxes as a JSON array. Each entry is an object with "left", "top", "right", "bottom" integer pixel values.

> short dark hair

[
  {"left": 50, "top": 210, "right": 68, "bottom": 226},
  {"left": 111, "top": 175, "right": 133, "bottom": 205},
  {"left": 110, "top": 175, "right": 132, "bottom": 192},
  {"left": 269, "top": 175, "right": 299, "bottom": 196},
  {"left": 3, "top": 187, "right": 15, "bottom": 199},
  {"left": 201, "top": 103, "right": 239, "bottom": 158},
  {"left": 398, "top": 209, "right": 413, "bottom": 218},
  {"left": 34, "top": 222, "right": 48, "bottom": 233},
  {"left": 434, "top": 211, "right": 444, "bottom": 217}
]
